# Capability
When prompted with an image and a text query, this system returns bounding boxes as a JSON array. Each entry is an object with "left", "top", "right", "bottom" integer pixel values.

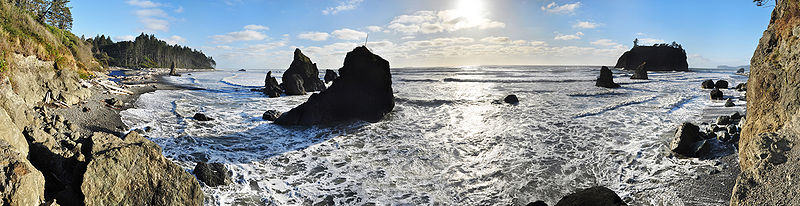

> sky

[{"left": 70, "top": 0, "right": 773, "bottom": 70}]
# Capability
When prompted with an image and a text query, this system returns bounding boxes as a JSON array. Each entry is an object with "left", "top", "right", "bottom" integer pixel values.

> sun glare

[{"left": 455, "top": 0, "right": 485, "bottom": 23}]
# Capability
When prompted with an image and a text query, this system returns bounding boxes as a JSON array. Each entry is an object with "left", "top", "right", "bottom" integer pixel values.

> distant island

[
  {"left": 615, "top": 39, "right": 688, "bottom": 71},
  {"left": 87, "top": 34, "right": 216, "bottom": 69}
]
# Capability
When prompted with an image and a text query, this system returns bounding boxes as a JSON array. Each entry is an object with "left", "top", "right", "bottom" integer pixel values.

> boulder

[
  {"left": 715, "top": 80, "right": 729, "bottom": 89},
  {"left": 193, "top": 113, "right": 213, "bottom": 121},
  {"left": 725, "top": 99, "right": 735, "bottom": 107},
  {"left": 282, "top": 74, "right": 306, "bottom": 95},
  {"left": 595, "top": 66, "right": 620, "bottom": 88},
  {"left": 504, "top": 95, "right": 519, "bottom": 104},
  {"left": 614, "top": 45, "right": 688, "bottom": 71},
  {"left": 555, "top": 186, "right": 626, "bottom": 206},
  {"left": 717, "top": 131, "right": 731, "bottom": 142},
  {"left": 262, "top": 71, "right": 282, "bottom": 98},
  {"left": 630, "top": 62, "right": 648, "bottom": 80},
  {"left": 710, "top": 88, "right": 723, "bottom": 100},
  {"left": 81, "top": 132, "right": 203, "bottom": 205},
  {"left": 274, "top": 46, "right": 394, "bottom": 125},
  {"left": 669, "top": 122, "right": 703, "bottom": 157},
  {"left": 0, "top": 141, "right": 45, "bottom": 206},
  {"left": 193, "top": 162, "right": 231, "bottom": 187},
  {"left": 702, "top": 80, "right": 715, "bottom": 89},
  {"left": 735, "top": 83, "right": 747, "bottom": 91},
  {"left": 727, "top": 124, "right": 738, "bottom": 134},
  {"left": 0, "top": 108, "right": 28, "bottom": 156},
  {"left": 169, "top": 62, "right": 180, "bottom": 76},
  {"left": 282, "top": 48, "right": 326, "bottom": 94},
  {"left": 527, "top": 201, "right": 548, "bottom": 206},
  {"left": 717, "top": 116, "right": 731, "bottom": 125},
  {"left": 324, "top": 69, "right": 338, "bottom": 83},
  {"left": 104, "top": 98, "right": 123, "bottom": 107},
  {"left": 262, "top": 110, "right": 281, "bottom": 121},
  {"left": 737, "top": 68, "right": 745, "bottom": 73},
  {"left": 731, "top": 112, "right": 741, "bottom": 120}
]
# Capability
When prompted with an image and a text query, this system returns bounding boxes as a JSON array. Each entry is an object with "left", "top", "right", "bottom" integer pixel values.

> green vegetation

[
  {"left": 88, "top": 33, "right": 216, "bottom": 69},
  {"left": 12, "top": 0, "right": 73, "bottom": 30}
]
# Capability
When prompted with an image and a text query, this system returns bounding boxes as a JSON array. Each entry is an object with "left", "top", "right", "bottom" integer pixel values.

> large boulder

[
  {"left": 275, "top": 46, "right": 394, "bottom": 125},
  {"left": 504, "top": 95, "right": 519, "bottom": 104},
  {"left": 710, "top": 88, "right": 723, "bottom": 100},
  {"left": 595, "top": 66, "right": 620, "bottom": 88},
  {"left": 555, "top": 186, "right": 626, "bottom": 206},
  {"left": 81, "top": 132, "right": 203, "bottom": 205},
  {"left": 194, "top": 162, "right": 231, "bottom": 187},
  {"left": 701, "top": 80, "right": 715, "bottom": 89},
  {"left": 669, "top": 122, "right": 703, "bottom": 157},
  {"left": 263, "top": 71, "right": 282, "bottom": 98},
  {"left": 0, "top": 108, "right": 28, "bottom": 156},
  {"left": 262, "top": 110, "right": 281, "bottom": 121},
  {"left": 614, "top": 45, "right": 688, "bottom": 71},
  {"left": 715, "top": 80, "right": 729, "bottom": 89},
  {"left": 282, "top": 48, "right": 326, "bottom": 94},
  {"left": 630, "top": 62, "right": 648, "bottom": 80},
  {"left": 0, "top": 140, "right": 46, "bottom": 206},
  {"left": 324, "top": 69, "right": 338, "bottom": 83}
]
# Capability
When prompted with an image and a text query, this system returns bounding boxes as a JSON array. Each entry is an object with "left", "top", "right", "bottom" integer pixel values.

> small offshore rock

[
  {"left": 630, "top": 62, "right": 648, "bottom": 80},
  {"left": 595, "top": 66, "right": 620, "bottom": 88},
  {"left": 725, "top": 99, "right": 735, "bottom": 107},
  {"left": 701, "top": 80, "right": 715, "bottom": 89},
  {"left": 670, "top": 122, "right": 703, "bottom": 157},
  {"left": 710, "top": 88, "right": 724, "bottom": 100},
  {"left": 504, "top": 95, "right": 519, "bottom": 104},
  {"left": 715, "top": 80, "right": 729, "bottom": 89},
  {"left": 735, "top": 83, "right": 747, "bottom": 91},
  {"left": 262, "top": 110, "right": 282, "bottom": 121},
  {"left": 731, "top": 111, "right": 741, "bottom": 120},
  {"left": 736, "top": 68, "right": 745, "bottom": 73},
  {"left": 262, "top": 71, "right": 282, "bottom": 98},
  {"left": 194, "top": 162, "right": 231, "bottom": 187},
  {"left": 716, "top": 116, "right": 731, "bottom": 125},
  {"left": 324, "top": 69, "right": 338, "bottom": 83},
  {"left": 555, "top": 186, "right": 626, "bottom": 206},
  {"left": 193, "top": 113, "right": 213, "bottom": 121}
]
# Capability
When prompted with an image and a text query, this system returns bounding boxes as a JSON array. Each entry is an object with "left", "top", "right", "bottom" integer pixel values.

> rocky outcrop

[
  {"left": 715, "top": 80, "right": 729, "bottom": 89},
  {"left": 733, "top": 0, "right": 800, "bottom": 205},
  {"left": 555, "top": 186, "right": 626, "bottom": 206},
  {"left": 282, "top": 49, "right": 325, "bottom": 95},
  {"left": 504, "top": 95, "right": 519, "bottom": 104},
  {"left": 630, "top": 62, "right": 648, "bottom": 79},
  {"left": 169, "top": 62, "right": 180, "bottom": 76},
  {"left": 0, "top": 140, "right": 45, "bottom": 206},
  {"left": 263, "top": 71, "right": 281, "bottom": 97},
  {"left": 324, "top": 69, "right": 338, "bottom": 83},
  {"left": 670, "top": 122, "right": 703, "bottom": 157},
  {"left": 193, "top": 113, "right": 213, "bottom": 121},
  {"left": 82, "top": 132, "right": 203, "bottom": 205},
  {"left": 274, "top": 46, "right": 394, "bottom": 125},
  {"left": 194, "top": 162, "right": 231, "bottom": 187},
  {"left": 614, "top": 46, "right": 688, "bottom": 71},
  {"left": 262, "top": 110, "right": 281, "bottom": 121},
  {"left": 595, "top": 66, "right": 620, "bottom": 88},
  {"left": 702, "top": 80, "right": 715, "bottom": 89},
  {"left": 710, "top": 88, "right": 723, "bottom": 100}
]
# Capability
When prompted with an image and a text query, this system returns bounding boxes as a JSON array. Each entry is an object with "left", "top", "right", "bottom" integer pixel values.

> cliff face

[
  {"left": 732, "top": 0, "right": 800, "bottom": 205},
  {"left": 614, "top": 46, "right": 688, "bottom": 71}
]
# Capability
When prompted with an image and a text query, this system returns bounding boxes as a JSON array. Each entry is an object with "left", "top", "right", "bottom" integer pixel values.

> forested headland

[{"left": 88, "top": 34, "right": 216, "bottom": 69}]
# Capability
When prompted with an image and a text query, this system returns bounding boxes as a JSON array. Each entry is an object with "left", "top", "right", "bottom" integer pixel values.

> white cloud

[
  {"left": 573, "top": 21, "right": 599, "bottom": 29},
  {"left": 297, "top": 32, "right": 330, "bottom": 41},
  {"left": 164, "top": 35, "right": 186, "bottom": 45},
  {"left": 332, "top": 28, "right": 367, "bottom": 40},
  {"left": 541, "top": 2, "right": 581, "bottom": 15},
  {"left": 127, "top": 0, "right": 161, "bottom": 8},
  {"left": 386, "top": 10, "right": 505, "bottom": 34},
  {"left": 480, "top": 36, "right": 512, "bottom": 44},
  {"left": 113, "top": 35, "right": 135, "bottom": 42},
  {"left": 554, "top": 32, "right": 584, "bottom": 40},
  {"left": 638, "top": 38, "right": 665, "bottom": 45},
  {"left": 591, "top": 39, "right": 619, "bottom": 47},
  {"left": 244, "top": 24, "right": 269, "bottom": 31},
  {"left": 366, "top": 26, "right": 382, "bottom": 32},
  {"left": 140, "top": 18, "right": 169, "bottom": 32},
  {"left": 401, "top": 36, "right": 416, "bottom": 40},
  {"left": 322, "top": 0, "right": 363, "bottom": 15},
  {"left": 420, "top": 23, "right": 444, "bottom": 34},
  {"left": 135, "top": 9, "right": 167, "bottom": 17},
  {"left": 530, "top": 41, "right": 547, "bottom": 46},
  {"left": 388, "top": 23, "right": 420, "bottom": 34},
  {"left": 175, "top": 6, "right": 184, "bottom": 13},
  {"left": 213, "top": 30, "right": 267, "bottom": 43}
]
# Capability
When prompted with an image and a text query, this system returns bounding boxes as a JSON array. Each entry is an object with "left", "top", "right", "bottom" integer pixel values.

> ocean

[{"left": 119, "top": 66, "right": 747, "bottom": 205}]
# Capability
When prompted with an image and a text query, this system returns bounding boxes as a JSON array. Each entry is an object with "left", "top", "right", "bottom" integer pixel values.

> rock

[
  {"left": 669, "top": 122, "right": 703, "bottom": 157},
  {"left": 282, "top": 48, "right": 326, "bottom": 94},
  {"left": 104, "top": 98, "right": 123, "bottom": 107},
  {"left": 324, "top": 69, "right": 338, "bottom": 83},
  {"left": 727, "top": 124, "right": 738, "bottom": 134},
  {"left": 193, "top": 162, "right": 231, "bottom": 187},
  {"left": 702, "top": 80, "right": 715, "bottom": 89},
  {"left": 731, "top": 112, "right": 741, "bottom": 120},
  {"left": 717, "top": 116, "right": 731, "bottom": 125},
  {"left": 193, "top": 113, "right": 213, "bottom": 121},
  {"left": 710, "top": 88, "right": 723, "bottom": 100},
  {"left": 504, "top": 95, "right": 519, "bottom": 104},
  {"left": 0, "top": 140, "right": 46, "bottom": 206},
  {"left": 169, "top": 62, "right": 180, "bottom": 76},
  {"left": 274, "top": 46, "right": 394, "bottom": 125},
  {"left": 554, "top": 186, "right": 626, "bottom": 206},
  {"left": 0, "top": 108, "right": 28, "bottom": 156},
  {"left": 595, "top": 66, "right": 620, "bottom": 88},
  {"left": 737, "top": 68, "right": 745, "bottom": 73},
  {"left": 527, "top": 201, "right": 548, "bottom": 206},
  {"left": 725, "top": 99, "right": 735, "bottom": 107},
  {"left": 715, "top": 80, "right": 729, "bottom": 89},
  {"left": 262, "top": 110, "right": 281, "bottom": 121},
  {"left": 82, "top": 132, "right": 203, "bottom": 205},
  {"left": 282, "top": 74, "right": 306, "bottom": 95},
  {"left": 717, "top": 131, "right": 731, "bottom": 142},
  {"left": 630, "top": 62, "right": 648, "bottom": 80},
  {"left": 735, "top": 83, "right": 747, "bottom": 92},
  {"left": 614, "top": 45, "right": 688, "bottom": 71},
  {"left": 82, "top": 107, "right": 90, "bottom": 112},
  {"left": 262, "top": 71, "right": 282, "bottom": 98}
]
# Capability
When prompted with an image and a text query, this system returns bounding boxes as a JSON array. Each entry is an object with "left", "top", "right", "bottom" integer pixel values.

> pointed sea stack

[
  {"left": 282, "top": 48, "right": 326, "bottom": 95},
  {"left": 274, "top": 46, "right": 394, "bottom": 125},
  {"left": 630, "top": 62, "right": 648, "bottom": 80},
  {"left": 263, "top": 71, "right": 282, "bottom": 97},
  {"left": 595, "top": 66, "right": 620, "bottom": 88}
]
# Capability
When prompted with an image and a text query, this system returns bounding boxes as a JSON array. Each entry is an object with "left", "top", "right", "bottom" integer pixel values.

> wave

[
  {"left": 399, "top": 78, "right": 441, "bottom": 82},
  {"left": 567, "top": 91, "right": 625, "bottom": 97},
  {"left": 573, "top": 95, "right": 658, "bottom": 118},
  {"left": 395, "top": 97, "right": 468, "bottom": 107},
  {"left": 443, "top": 78, "right": 592, "bottom": 83}
]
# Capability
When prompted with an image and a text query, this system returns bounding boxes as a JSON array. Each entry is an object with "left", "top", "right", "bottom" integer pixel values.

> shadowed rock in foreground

[
  {"left": 275, "top": 46, "right": 394, "bottom": 125},
  {"left": 555, "top": 186, "right": 626, "bottom": 206}
]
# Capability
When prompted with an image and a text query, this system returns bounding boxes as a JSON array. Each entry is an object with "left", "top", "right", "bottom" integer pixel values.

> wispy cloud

[
  {"left": 638, "top": 38, "right": 665, "bottom": 45},
  {"left": 174, "top": 6, "right": 184, "bottom": 13},
  {"left": 244, "top": 24, "right": 269, "bottom": 31},
  {"left": 164, "top": 35, "right": 187, "bottom": 45},
  {"left": 297, "top": 32, "right": 330, "bottom": 41},
  {"left": 127, "top": 0, "right": 173, "bottom": 33},
  {"left": 573, "top": 21, "right": 599, "bottom": 29},
  {"left": 591, "top": 39, "right": 619, "bottom": 46},
  {"left": 541, "top": 2, "right": 581, "bottom": 15},
  {"left": 127, "top": 0, "right": 161, "bottom": 8},
  {"left": 113, "top": 35, "right": 135, "bottom": 42},
  {"left": 386, "top": 10, "right": 505, "bottom": 34},
  {"left": 212, "top": 25, "right": 269, "bottom": 43},
  {"left": 554, "top": 32, "right": 584, "bottom": 40},
  {"left": 322, "top": 0, "right": 363, "bottom": 15},
  {"left": 332, "top": 28, "right": 367, "bottom": 40}
]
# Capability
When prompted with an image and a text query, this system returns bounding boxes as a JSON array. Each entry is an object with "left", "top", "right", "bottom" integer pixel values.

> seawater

[{"left": 120, "top": 66, "right": 747, "bottom": 205}]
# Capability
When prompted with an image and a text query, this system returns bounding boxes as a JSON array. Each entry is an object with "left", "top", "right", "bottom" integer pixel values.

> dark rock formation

[
  {"left": 710, "top": 88, "right": 723, "bottom": 100},
  {"left": 194, "top": 162, "right": 231, "bottom": 187},
  {"left": 274, "top": 46, "right": 394, "bottom": 125},
  {"left": 717, "top": 116, "right": 731, "bottom": 125},
  {"left": 630, "top": 62, "right": 648, "bottom": 79},
  {"left": 105, "top": 98, "right": 123, "bottom": 107},
  {"left": 504, "top": 95, "right": 519, "bottom": 104},
  {"left": 702, "top": 80, "right": 715, "bottom": 89},
  {"left": 193, "top": 113, "right": 213, "bottom": 121},
  {"left": 324, "top": 69, "right": 338, "bottom": 83},
  {"left": 527, "top": 201, "right": 548, "bottom": 206},
  {"left": 725, "top": 99, "right": 735, "bottom": 107},
  {"left": 595, "top": 66, "right": 620, "bottom": 88},
  {"left": 262, "top": 110, "right": 281, "bottom": 121},
  {"left": 555, "top": 186, "right": 626, "bottom": 206},
  {"left": 669, "top": 122, "right": 703, "bottom": 157},
  {"left": 169, "top": 62, "right": 180, "bottom": 76},
  {"left": 263, "top": 71, "right": 282, "bottom": 98},
  {"left": 737, "top": 68, "right": 745, "bottom": 73},
  {"left": 735, "top": 83, "right": 747, "bottom": 91},
  {"left": 715, "top": 80, "right": 729, "bottom": 89},
  {"left": 615, "top": 45, "right": 688, "bottom": 71},
  {"left": 82, "top": 132, "right": 203, "bottom": 205},
  {"left": 282, "top": 48, "right": 326, "bottom": 95}
]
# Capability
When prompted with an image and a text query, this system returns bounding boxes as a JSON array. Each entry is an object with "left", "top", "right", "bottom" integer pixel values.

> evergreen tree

[{"left": 87, "top": 33, "right": 216, "bottom": 69}]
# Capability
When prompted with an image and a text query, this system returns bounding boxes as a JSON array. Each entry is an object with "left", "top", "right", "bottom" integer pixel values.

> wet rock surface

[{"left": 194, "top": 162, "right": 231, "bottom": 187}]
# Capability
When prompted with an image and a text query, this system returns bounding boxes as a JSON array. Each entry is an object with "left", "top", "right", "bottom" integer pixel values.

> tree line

[{"left": 88, "top": 33, "right": 216, "bottom": 69}]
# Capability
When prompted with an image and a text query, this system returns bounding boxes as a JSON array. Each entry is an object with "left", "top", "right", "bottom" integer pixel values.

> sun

[{"left": 454, "top": 0, "right": 486, "bottom": 23}]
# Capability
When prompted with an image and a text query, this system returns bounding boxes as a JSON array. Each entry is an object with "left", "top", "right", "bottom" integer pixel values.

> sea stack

[
  {"left": 169, "top": 62, "right": 180, "bottom": 76},
  {"left": 595, "top": 66, "right": 620, "bottom": 88},
  {"left": 324, "top": 69, "right": 338, "bottom": 83},
  {"left": 630, "top": 62, "right": 648, "bottom": 80},
  {"left": 615, "top": 43, "right": 688, "bottom": 71},
  {"left": 263, "top": 71, "right": 282, "bottom": 97},
  {"left": 282, "top": 48, "right": 326, "bottom": 95},
  {"left": 274, "top": 46, "right": 394, "bottom": 125}
]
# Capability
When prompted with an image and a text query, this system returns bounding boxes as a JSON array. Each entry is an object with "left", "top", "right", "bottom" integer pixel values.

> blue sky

[{"left": 70, "top": 0, "right": 772, "bottom": 70}]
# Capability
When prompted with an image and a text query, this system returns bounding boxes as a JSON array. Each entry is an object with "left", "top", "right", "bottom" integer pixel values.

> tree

[
  {"left": 12, "top": 0, "right": 73, "bottom": 30},
  {"left": 753, "top": 0, "right": 777, "bottom": 6},
  {"left": 633, "top": 38, "right": 639, "bottom": 47}
]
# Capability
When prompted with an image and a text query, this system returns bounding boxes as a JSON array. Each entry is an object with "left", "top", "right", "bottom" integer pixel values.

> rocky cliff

[
  {"left": 732, "top": 0, "right": 800, "bottom": 205},
  {"left": 614, "top": 46, "right": 688, "bottom": 71}
]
